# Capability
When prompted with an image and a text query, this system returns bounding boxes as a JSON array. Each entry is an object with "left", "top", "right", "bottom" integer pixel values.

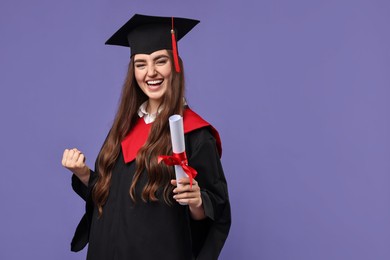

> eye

[
  {"left": 135, "top": 63, "right": 146, "bottom": 69},
  {"left": 156, "top": 58, "right": 168, "bottom": 65}
]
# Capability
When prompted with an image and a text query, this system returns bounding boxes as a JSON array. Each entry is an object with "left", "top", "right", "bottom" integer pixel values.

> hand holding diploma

[{"left": 171, "top": 177, "right": 205, "bottom": 220}]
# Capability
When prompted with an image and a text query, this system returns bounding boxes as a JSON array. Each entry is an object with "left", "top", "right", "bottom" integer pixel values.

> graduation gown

[{"left": 70, "top": 109, "right": 231, "bottom": 260}]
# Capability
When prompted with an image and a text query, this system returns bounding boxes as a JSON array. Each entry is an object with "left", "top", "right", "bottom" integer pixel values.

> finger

[
  {"left": 62, "top": 149, "right": 69, "bottom": 166},
  {"left": 64, "top": 150, "right": 75, "bottom": 166},
  {"left": 171, "top": 179, "right": 177, "bottom": 186},
  {"left": 76, "top": 153, "right": 85, "bottom": 166},
  {"left": 174, "top": 192, "right": 190, "bottom": 200},
  {"left": 178, "top": 177, "right": 198, "bottom": 187},
  {"left": 71, "top": 150, "right": 81, "bottom": 162},
  {"left": 75, "top": 149, "right": 85, "bottom": 163},
  {"left": 174, "top": 190, "right": 200, "bottom": 199},
  {"left": 176, "top": 182, "right": 200, "bottom": 192},
  {"left": 174, "top": 186, "right": 199, "bottom": 195},
  {"left": 178, "top": 177, "right": 190, "bottom": 184},
  {"left": 66, "top": 149, "right": 75, "bottom": 161}
]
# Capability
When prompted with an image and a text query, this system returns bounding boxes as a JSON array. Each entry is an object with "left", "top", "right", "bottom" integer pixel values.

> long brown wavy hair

[{"left": 92, "top": 50, "right": 186, "bottom": 216}]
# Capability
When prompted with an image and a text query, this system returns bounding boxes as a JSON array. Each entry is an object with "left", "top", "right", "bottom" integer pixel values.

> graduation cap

[{"left": 105, "top": 14, "right": 200, "bottom": 72}]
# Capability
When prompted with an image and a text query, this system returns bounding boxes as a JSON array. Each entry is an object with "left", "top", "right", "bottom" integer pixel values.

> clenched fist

[{"left": 62, "top": 148, "right": 90, "bottom": 186}]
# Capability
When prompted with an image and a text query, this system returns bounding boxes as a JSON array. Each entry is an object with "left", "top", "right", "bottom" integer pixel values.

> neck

[{"left": 147, "top": 99, "right": 161, "bottom": 114}]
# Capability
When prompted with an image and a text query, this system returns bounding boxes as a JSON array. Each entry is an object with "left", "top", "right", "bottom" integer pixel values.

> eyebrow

[{"left": 134, "top": 55, "right": 169, "bottom": 63}]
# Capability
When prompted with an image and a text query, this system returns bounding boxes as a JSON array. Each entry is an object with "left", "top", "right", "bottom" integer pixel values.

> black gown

[{"left": 70, "top": 127, "right": 231, "bottom": 260}]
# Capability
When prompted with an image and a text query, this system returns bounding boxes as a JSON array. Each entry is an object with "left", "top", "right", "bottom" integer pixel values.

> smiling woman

[{"left": 61, "top": 14, "right": 231, "bottom": 260}]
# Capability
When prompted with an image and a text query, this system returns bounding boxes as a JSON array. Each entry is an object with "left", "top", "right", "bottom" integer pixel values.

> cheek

[
  {"left": 134, "top": 70, "right": 144, "bottom": 84},
  {"left": 161, "top": 65, "right": 172, "bottom": 79}
]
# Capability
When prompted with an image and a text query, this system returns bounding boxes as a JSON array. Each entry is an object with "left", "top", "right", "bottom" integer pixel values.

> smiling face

[{"left": 134, "top": 50, "right": 172, "bottom": 113}]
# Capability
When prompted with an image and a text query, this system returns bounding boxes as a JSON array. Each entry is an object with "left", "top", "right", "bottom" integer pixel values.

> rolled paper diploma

[{"left": 169, "top": 114, "right": 188, "bottom": 205}]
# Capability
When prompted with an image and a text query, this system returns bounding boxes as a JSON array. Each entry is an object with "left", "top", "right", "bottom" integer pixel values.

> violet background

[{"left": 1, "top": 0, "right": 389, "bottom": 259}]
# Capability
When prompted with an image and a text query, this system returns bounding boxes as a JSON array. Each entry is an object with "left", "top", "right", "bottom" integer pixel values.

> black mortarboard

[{"left": 105, "top": 14, "right": 200, "bottom": 72}]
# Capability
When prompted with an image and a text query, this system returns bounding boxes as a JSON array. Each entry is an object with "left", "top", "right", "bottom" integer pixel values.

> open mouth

[{"left": 146, "top": 79, "right": 164, "bottom": 87}]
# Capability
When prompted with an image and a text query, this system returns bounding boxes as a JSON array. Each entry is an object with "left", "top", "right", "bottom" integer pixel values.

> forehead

[{"left": 134, "top": 49, "right": 169, "bottom": 61}]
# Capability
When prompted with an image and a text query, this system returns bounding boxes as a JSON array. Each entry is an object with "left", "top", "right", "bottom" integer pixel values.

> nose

[{"left": 147, "top": 64, "right": 157, "bottom": 77}]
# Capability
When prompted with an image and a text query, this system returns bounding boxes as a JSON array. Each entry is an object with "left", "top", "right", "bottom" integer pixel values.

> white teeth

[{"left": 147, "top": 80, "right": 163, "bottom": 85}]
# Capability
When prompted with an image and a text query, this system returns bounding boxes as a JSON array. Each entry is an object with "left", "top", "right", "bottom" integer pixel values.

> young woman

[{"left": 62, "top": 14, "right": 230, "bottom": 260}]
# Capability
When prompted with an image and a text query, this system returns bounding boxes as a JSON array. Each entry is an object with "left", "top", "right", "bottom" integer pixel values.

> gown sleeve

[
  {"left": 70, "top": 169, "right": 98, "bottom": 252},
  {"left": 71, "top": 169, "right": 96, "bottom": 201},
  {"left": 185, "top": 128, "right": 231, "bottom": 260}
]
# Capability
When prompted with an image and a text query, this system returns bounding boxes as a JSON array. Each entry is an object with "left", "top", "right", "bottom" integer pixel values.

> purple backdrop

[{"left": 1, "top": 0, "right": 389, "bottom": 259}]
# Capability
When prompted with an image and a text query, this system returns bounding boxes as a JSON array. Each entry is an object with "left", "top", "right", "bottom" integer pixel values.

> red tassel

[{"left": 171, "top": 17, "right": 181, "bottom": 73}]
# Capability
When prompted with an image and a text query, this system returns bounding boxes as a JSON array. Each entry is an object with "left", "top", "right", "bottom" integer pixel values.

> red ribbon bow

[{"left": 158, "top": 151, "right": 197, "bottom": 187}]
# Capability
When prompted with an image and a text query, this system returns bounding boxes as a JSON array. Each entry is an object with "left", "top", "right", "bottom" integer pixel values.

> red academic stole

[{"left": 121, "top": 109, "right": 222, "bottom": 164}]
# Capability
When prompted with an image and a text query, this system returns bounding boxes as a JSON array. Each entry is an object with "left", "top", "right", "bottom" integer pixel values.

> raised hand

[{"left": 62, "top": 148, "right": 90, "bottom": 186}]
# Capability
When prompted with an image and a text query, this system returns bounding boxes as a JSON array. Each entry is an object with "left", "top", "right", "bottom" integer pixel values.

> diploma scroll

[{"left": 169, "top": 115, "right": 188, "bottom": 205}]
